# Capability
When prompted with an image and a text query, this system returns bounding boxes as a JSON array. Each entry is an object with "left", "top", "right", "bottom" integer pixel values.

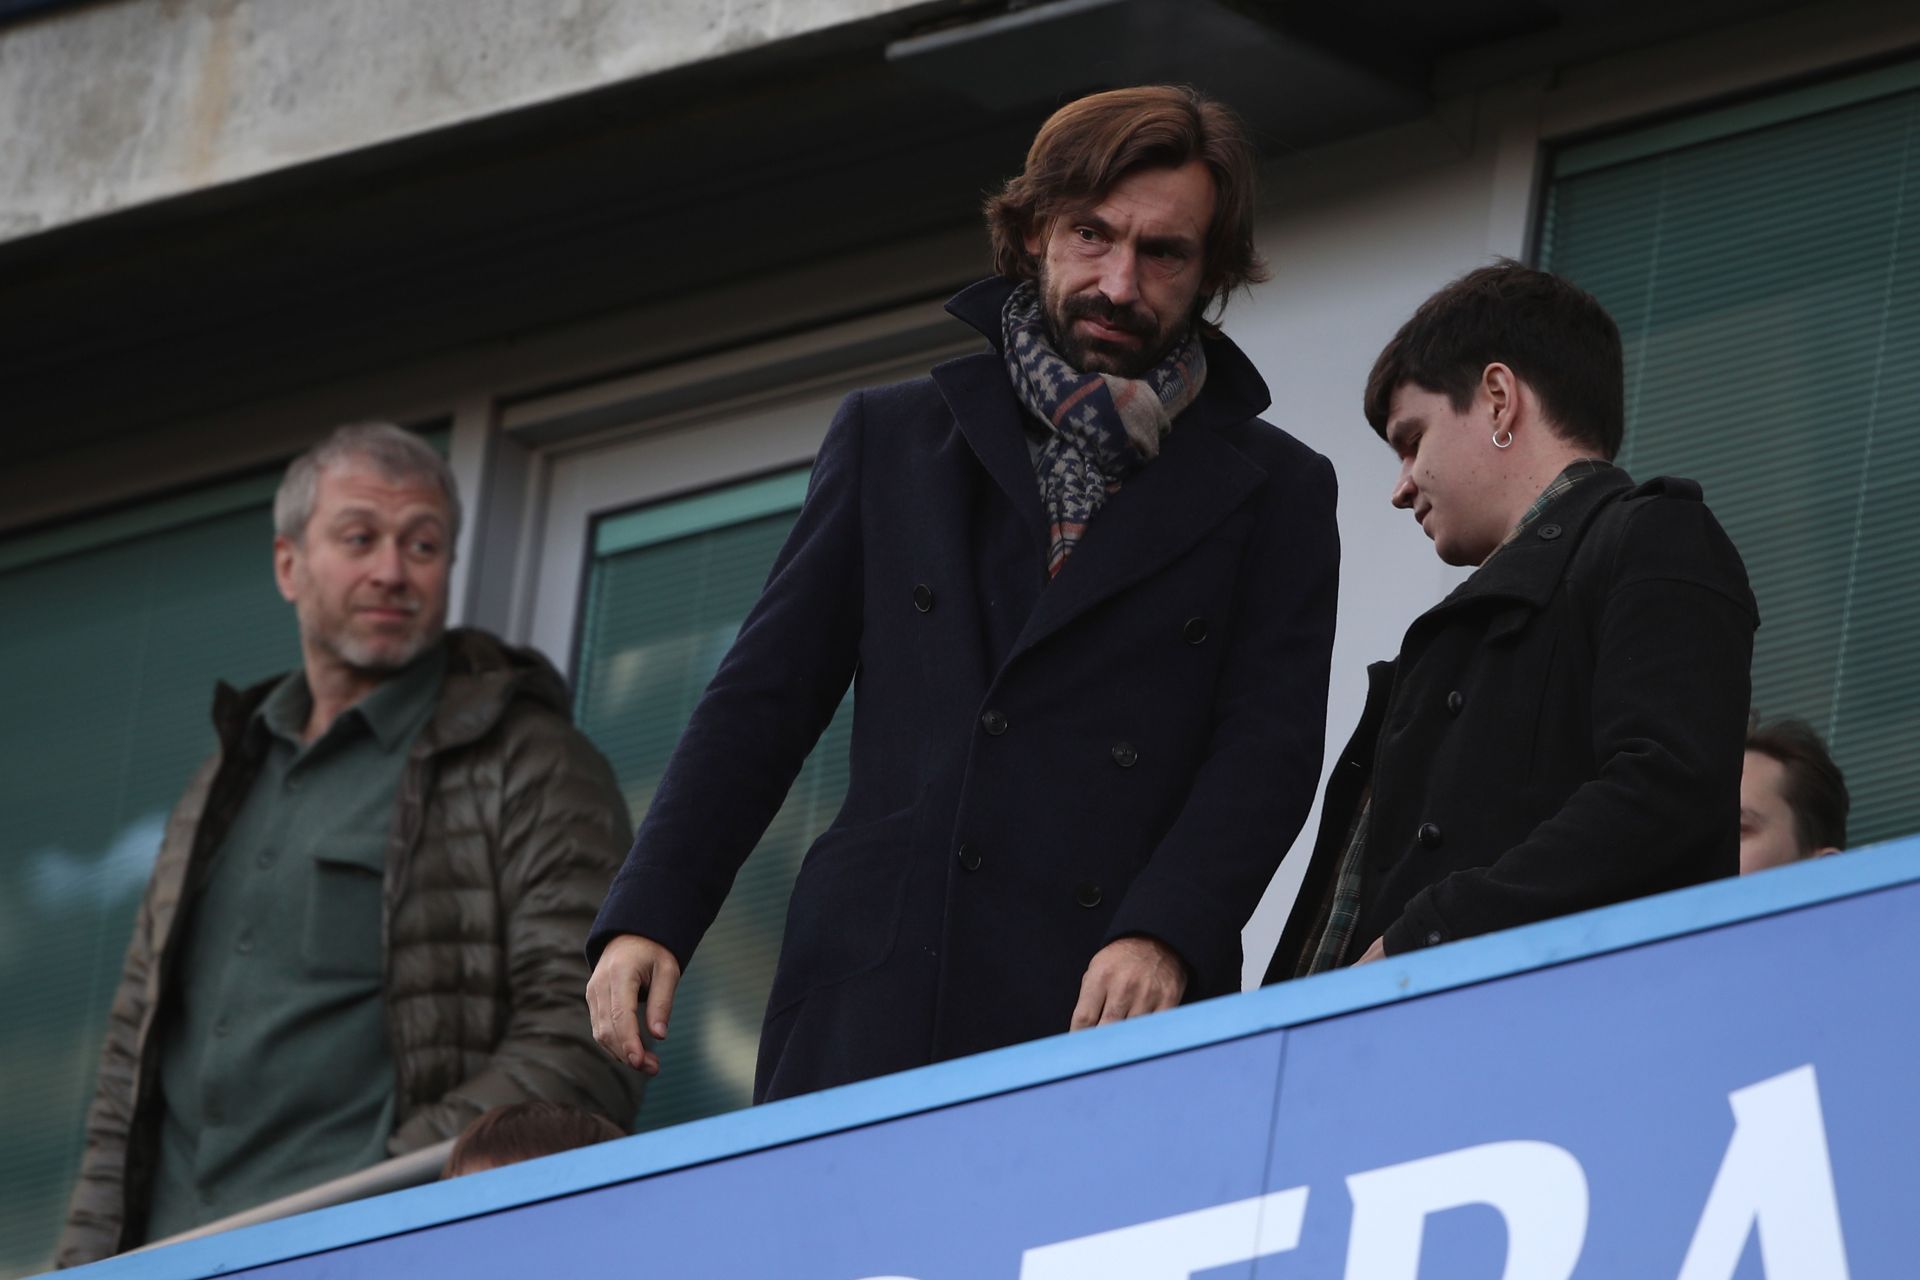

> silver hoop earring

[{"left": 1491, "top": 428, "right": 1514, "bottom": 449}]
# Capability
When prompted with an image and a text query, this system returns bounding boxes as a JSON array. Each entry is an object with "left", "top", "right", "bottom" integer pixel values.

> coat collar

[
  {"left": 209, "top": 629, "right": 567, "bottom": 759},
  {"left": 941, "top": 276, "right": 1273, "bottom": 432},
  {"left": 1419, "top": 465, "right": 1636, "bottom": 635},
  {"left": 935, "top": 277, "right": 1274, "bottom": 661}
]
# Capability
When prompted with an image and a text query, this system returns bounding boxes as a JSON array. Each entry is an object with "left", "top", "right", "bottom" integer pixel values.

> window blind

[
  {"left": 573, "top": 467, "right": 851, "bottom": 1132},
  {"left": 0, "top": 491, "right": 298, "bottom": 1276}
]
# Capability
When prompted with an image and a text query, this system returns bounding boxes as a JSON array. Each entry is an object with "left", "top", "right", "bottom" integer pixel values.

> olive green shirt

[{"left": 144, "top": 648, "right": 445, "bottom": 1241}]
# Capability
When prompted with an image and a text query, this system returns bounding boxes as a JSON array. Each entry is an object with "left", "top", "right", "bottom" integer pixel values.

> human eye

[{"left": 1073, "top": 225, "right": 1104, "bottom": 246}]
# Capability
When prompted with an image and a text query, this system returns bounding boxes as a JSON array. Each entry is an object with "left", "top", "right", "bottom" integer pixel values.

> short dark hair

[
  {"left": 984, "top": 84, "right": 1268, "bottom": 324},
  {"left": 1363, "top": 260, "right": 1625, "bottom": 459},
  {"left": 441, "top": 1102, "right": 626, "bottom": 1178},
  {"left": 1746, "top": 716, "right": 1850, "bottom": 854}
]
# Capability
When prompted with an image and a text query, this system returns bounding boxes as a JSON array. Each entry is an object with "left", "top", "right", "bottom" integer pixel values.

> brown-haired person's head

[
  {"left": 441, "top": 1102, "right": 627, "bottom": 1178},
  {"left": 1364, "top": 262, "right": 1626, "bottom": 566},
  {"left": 1741, "top": 716, "right": 1850, "bottom": 874},
  {"left": 984, "top": 85, "right": 1267, "bottom": 376}
]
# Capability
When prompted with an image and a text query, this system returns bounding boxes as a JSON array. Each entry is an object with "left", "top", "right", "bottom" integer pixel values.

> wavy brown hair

[{"left": 985, "top": 85, "right": 1267, "bottom": 325}]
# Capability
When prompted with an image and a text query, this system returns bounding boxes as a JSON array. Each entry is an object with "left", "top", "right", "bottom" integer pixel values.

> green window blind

[
  {"left": 573, "top": 467, "right": 851, "bottom": 1133},
  {"left": 0, "top": 481, "right": 298, "bottom": 1278},
  {"left": 1540, "top": 67, "right": 1920, "bottom": 848}
]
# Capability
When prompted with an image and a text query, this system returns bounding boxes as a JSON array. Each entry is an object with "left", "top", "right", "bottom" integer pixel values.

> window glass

[
  {"left": 1540, "top": 72, "right": 1920, "bottom": 847},
  {"left": 573, "top": 467, "right": 851, "bottom": 1132},
  {"left": 0, "top": 486, "right": 297, "bottom": 1276}
]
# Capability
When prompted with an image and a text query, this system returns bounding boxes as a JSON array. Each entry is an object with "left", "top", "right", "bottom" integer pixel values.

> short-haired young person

[
  {"left": 1740, "top": 717, "right": 1849, "bottom": 874},
  {"left": 442, "top": 1102, "right": 627, "bottom": 1178},
  {"left": 590, "top": 86, "right": 1339, "bottom": 1102},
  {"left": 1267, "top": 262, "right": 1756, "bottom": 979}
]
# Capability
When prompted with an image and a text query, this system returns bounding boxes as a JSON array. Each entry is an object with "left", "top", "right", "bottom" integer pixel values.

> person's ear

[
  {"left": 1481, "top": 362, "right": 1518, "bottom": 428},
  {"left": 1022, "top": 218, "right": 1049, "bottom": 260},
  {"left": 273, "top": 535, "right": 300, "bottom": 604}
]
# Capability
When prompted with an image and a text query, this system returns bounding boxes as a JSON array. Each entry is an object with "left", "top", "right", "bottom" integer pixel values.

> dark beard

[{"left": 1044, "top": 288, "right": 1180, "bottom": 379}]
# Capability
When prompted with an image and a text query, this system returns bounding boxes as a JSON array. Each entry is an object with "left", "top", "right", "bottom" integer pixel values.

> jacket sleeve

[
  {"left": 389, "top": 714, "right": 642, "bottom": 1150},
  {"left": 1384, "top": 495, "right": 1756, "bottom": 954},
  {"left": 586, "top": 389, "right": 866, "bottom": 970},
  {"left": 1103, "top": 452, "right": 1341, "bottom": 995},
  {"left": 57, "top": 756, "right": 217, "bottom": 1268}
]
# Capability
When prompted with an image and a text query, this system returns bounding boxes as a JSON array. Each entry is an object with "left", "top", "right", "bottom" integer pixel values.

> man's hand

[
  {"left": 586, "top": 934, "right": 681, "bottom": 1076},
  {"left": 1352, "top": 936, "right": 1386, "bottom": 966},
  {"left": 1070, "top": 936, "right": 1188, "bottom": 1031}
]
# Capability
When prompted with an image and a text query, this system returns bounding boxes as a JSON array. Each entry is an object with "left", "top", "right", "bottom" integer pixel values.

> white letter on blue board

[
  {"left": 1676, "top": 1064, "right": 1850, "bottom": 1280},
  {"left": 1017, "top": 1187, "right": 1308, "bottom": 1279},
  {"left": 1342, "top": 1139, "right": 1588, "bottom": 1280}
]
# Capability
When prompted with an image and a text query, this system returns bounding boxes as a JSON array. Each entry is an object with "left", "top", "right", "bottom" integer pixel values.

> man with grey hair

[{"left": 58, "top": 423, "right": 641, "bottom": 1266}]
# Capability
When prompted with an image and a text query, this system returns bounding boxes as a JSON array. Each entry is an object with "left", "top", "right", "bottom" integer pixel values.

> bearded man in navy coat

[{"left": 587, "top": 85, "right": 1340, "bottom": 1102}]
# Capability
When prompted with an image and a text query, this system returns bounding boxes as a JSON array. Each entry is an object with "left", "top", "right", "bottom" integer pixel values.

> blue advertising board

[{"left": 69, "top": 837, "right": 1920, "bottom": 1279}]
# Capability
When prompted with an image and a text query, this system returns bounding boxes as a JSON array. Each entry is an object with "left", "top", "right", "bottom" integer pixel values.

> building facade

[{"left": 3, "top": 0, "right": 1916, "bottom": 1272}]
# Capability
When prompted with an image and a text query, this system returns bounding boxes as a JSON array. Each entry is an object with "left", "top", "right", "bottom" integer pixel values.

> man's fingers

[
  {"left": 1069, "top": 970, "right": 1105, "bottom": 1031},
  {"left": 587, "top": 935, "right": 672, "bottom": 1073},
  {"left": 645, "top": 954, "right": 681, "bottom": 1042},
  {"left": 1097, "top": 975, "right": 1142, "bottom": 1025}
]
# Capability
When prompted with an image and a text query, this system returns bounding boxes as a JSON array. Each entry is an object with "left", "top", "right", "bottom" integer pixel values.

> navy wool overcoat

[{"left": 591, "top": 277, "right": 1340, "bottom": 1102}]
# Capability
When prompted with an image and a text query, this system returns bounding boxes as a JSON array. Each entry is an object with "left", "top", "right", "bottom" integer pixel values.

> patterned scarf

[{"left": 1001, "top": 280, "right": 1207, "bottom": 577}]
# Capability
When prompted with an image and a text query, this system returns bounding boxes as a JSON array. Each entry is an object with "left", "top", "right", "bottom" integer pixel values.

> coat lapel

[
  {"left": 930, "top": 352, "right": 1049, "bottom": 556},
  {"left": 1007, "top": 417, "right": 1266, "bottom": 663},
  {"left": 1411, "top": 467, "right": 1635, "bottom": 643},
  {"left": 936, "top": 276, "right": 1277, "bottom": 665}
]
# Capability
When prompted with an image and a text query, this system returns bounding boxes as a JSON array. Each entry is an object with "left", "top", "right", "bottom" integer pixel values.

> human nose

[
  {"left": 1390, "top": 461, "right": 1417, "bottom": 510},
  {"left": 368, "top": 536, "right": 408, "bottom": 585},
  {"left": 1098, "top": 245, "right": 1140, "bottom": 308}
]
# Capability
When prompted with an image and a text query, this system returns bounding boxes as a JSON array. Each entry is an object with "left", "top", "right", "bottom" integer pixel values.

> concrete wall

[{"left": 0, "top": 0, "right": 940, "bottom": 241}]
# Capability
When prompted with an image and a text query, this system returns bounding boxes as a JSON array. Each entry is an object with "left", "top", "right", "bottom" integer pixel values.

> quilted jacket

[{"left": 57, "top": 629, "right": 641, "bottom": 1266}]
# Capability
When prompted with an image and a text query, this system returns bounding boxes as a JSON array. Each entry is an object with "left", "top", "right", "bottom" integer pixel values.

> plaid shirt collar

[{"left": 1496, "top": 458, "right": 1615, "bottom": 552}]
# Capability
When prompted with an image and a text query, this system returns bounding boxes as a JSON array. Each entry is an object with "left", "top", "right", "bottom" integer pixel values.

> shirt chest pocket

[{"left": 304, "top": 839, "right": 388, "bottom": 981}]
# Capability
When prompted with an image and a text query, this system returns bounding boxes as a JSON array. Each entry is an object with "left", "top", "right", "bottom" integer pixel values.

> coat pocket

[{"left": 764, "top": 808, "right": 915, "bottom": 1018}]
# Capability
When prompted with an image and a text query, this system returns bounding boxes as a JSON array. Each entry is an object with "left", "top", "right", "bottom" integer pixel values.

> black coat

[
  {"left": 592, "top": 278, "right": 1339, "bottom": 1101},
  {"left": 1267, "top": 467, "right": 1755, "bottom": 979}
]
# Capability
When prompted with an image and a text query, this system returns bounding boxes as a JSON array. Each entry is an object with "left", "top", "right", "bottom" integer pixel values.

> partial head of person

[
  {"left": 1364, "top": 261, "right": 1625, "bottom": 567},
  {"left": 984, "top": 84, "right": 1267, "bottom": 378},
  {"left": 1741, "top": 716, "right": 1849, "bottom": 874},
  {"left": 441, "top": 1101, "right": 627, "bottom": 1178},
  {"left": 273, "top": 422, "right": 460, "bottom": 707}
]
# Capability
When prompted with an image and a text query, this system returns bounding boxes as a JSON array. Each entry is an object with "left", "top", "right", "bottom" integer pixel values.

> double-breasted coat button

[
  {"left": 957, "top": 843, "right": 981, "bottom": 872},
  {"left": 1417, "top": 822, "right": 1443, "bottom": 849},
  {"left": 1183, "top": 617, "right": 1209, "bottom": 645},
  {"left": 1425, "top": 930, "right": 1444, "bottom": 946},
  {"left": 1446, "top": 690, "right": 1464, "bottom": 715},
  {"left": 981, "top": 709, "right": 1008, "bottom": 736},
  {"left": 1538, "top": 523, "right": 1563, "bottom": 541},
  {"left": 912, "top": 584, "right": 934, "bottom": 613},
  {"left": 1076, "top": 882, "right": 1103, "bottom": 908},
  {"left": 1111, "top": 741, "right": 1138, "bottom": 768}
]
